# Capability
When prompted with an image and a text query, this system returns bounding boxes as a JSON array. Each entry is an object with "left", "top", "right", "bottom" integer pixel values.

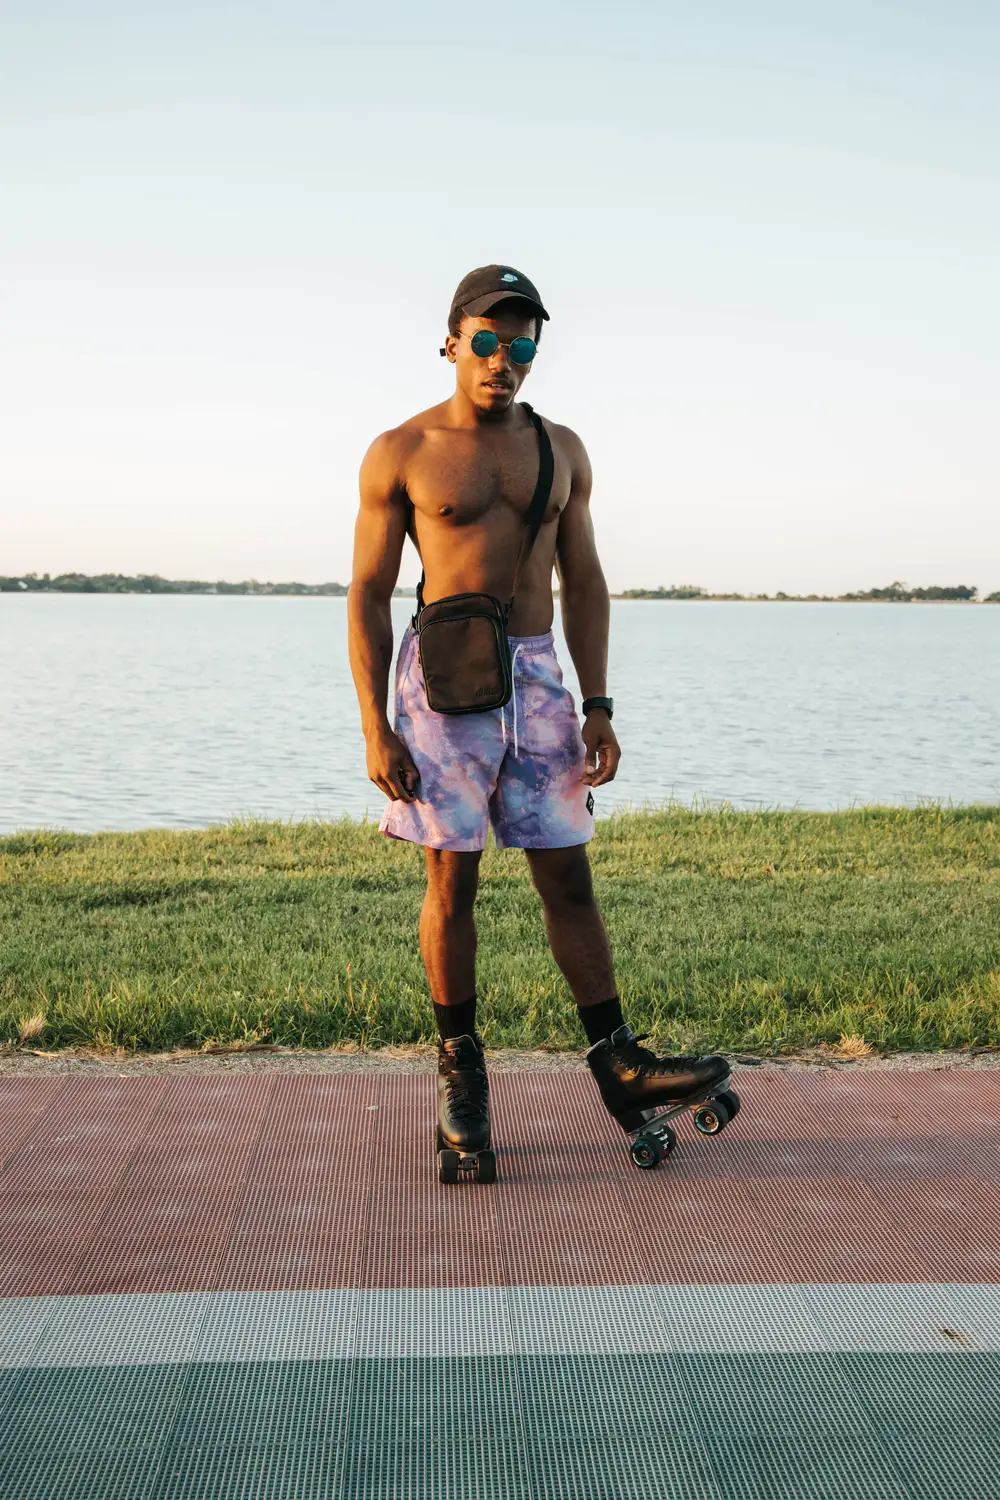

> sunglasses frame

[{"left": 438, "top": 330, "right": 537, "bottom": 365}]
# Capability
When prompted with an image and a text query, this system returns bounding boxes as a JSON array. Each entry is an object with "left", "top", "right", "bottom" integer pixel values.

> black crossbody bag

[{"left": 411, "top": 403, "right": 554, "bottom": 715}]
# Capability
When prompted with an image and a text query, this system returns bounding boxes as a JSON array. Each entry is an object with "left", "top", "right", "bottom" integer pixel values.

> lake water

[{"left": 2, "top": 595, "right": 998, "bottom": 833}]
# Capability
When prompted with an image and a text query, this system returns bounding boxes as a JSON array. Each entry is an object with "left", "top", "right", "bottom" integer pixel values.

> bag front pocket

[{"left": 418, "top": 612, "right": 513, "bottom": 714}]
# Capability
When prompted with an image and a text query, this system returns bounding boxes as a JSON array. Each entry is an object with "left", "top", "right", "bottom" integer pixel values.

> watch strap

[{"left": 582, "top": 696, "right": 614, "bottom": 719}]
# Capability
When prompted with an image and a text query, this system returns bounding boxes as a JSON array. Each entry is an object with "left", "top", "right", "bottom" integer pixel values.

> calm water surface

[{"left": 2, "top": 595, "right": 998, "bottom": 833}]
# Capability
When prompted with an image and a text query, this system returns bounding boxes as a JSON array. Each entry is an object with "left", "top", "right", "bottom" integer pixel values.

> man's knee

[
  {"left": 423, "top": 848, "right": 481, "bottom": 919},
  {"left": 527, "top": 846, "right": 596, "bottom": 912}
]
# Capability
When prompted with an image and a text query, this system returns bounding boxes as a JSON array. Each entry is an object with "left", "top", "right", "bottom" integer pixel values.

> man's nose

[{"left": 488, "top": 346, "right": 512, "bottom": 372}]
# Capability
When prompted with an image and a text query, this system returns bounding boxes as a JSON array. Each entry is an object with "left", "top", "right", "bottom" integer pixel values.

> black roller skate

[
  {"left": 436, "top": 1033, "right": 496, "bottom": 1185},
  {"left": 587, "top": 1024, "right": 740, "bottom": 1171}
]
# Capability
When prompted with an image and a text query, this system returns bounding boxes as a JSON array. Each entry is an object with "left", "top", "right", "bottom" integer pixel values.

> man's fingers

[
  {"left": 367, "top": 735, "right": 419, "bottom": 802},
  {"left": 372, "top": 771, "right": 409, "bottom": 802},
  {"left": 581, "top": 745, "right": 598, "bottom": 784},
  {"left": 395, "top": 764, "right": 418, "bottom": 802},
  {"left": 400, "top": 756, "right": 420, "bottom": 795},
  {"left": 391, "top": 761, "right": 419, "bottom": 802},
  {"left": 591, "top": 744, "right": 621, "bottom": 787}
]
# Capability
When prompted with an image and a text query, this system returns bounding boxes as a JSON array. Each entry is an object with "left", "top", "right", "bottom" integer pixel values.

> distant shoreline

[
  {"left": 610, "top": 593, "right": 997, "bottom": 604},
  {"left": 3, "top": 573, "right": 998, "bottom": 603}
]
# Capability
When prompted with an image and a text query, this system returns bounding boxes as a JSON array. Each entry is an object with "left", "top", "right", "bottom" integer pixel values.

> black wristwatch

[{"left": 582, "top": 696, "right": 614, "bottom": 719}]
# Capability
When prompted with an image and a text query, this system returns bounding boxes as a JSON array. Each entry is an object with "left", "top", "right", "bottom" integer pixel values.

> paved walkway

[{"left": 1, "top": 1067, "right": 997, "bottom": 1497}]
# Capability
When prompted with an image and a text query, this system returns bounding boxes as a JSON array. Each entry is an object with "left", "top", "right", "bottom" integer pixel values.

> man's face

[{"left": 444, "top": 305, "right": 537, "bottom": 412}]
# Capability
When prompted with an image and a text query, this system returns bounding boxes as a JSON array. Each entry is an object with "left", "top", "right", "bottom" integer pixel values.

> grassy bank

[{"left": 2, "top": 807, "right": 998, "bottom": 1055}]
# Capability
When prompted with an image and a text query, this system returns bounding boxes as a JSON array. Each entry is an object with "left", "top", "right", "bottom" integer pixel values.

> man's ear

[{"left": 441, "top": 334, "right": 459, "bottom": 364}]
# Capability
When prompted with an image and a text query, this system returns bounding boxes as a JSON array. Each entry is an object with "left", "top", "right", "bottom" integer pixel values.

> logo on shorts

[{"left": 475, "top": 686, "right": 495, "bottom": 697}]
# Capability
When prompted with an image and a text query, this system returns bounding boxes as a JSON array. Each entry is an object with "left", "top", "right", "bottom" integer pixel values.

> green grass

[{"left": 1, "top": 807, "right": 999, "bottom": 1055}]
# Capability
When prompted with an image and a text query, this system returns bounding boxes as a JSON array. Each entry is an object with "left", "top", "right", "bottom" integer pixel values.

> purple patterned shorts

[{"left": 379, "top": 626, "right": 594, "bottom": 851}]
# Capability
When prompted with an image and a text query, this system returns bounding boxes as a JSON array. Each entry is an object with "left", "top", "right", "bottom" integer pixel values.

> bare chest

[{"left": 405, "top": 428, "right": 567, "bottom": 529}]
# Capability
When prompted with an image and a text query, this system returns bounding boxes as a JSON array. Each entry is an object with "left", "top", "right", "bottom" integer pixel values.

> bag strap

[
  {"left": 414, "top": 403, "right": 554, "bottom": 619},
  {"left": 508, "top": 403, "right": 554, "bottom": 608}
]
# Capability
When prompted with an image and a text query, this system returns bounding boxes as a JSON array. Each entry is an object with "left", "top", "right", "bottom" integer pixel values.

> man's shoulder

[
  {"left": 361, "top": 402, "right": 450, "bottom": 473},
  {"left": 540, "top": 413, "right": 585, "bottom": 448},
  {"left": 536, "top": 414, "right": 590, "bottom": 478}
]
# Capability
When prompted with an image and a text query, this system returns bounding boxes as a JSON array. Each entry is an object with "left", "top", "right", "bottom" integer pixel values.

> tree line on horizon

[
  {"left": 619, "top": 581, "right": 995, "bottom": 602},
  {"left": 2, "top": 572, "right": 998, "bottom": 602},
  {"left": 1, "top": 572, "right": 405, "bottom": 598}
]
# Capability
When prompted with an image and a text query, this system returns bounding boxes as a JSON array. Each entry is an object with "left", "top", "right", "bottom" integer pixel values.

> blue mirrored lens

[
  {"left": 510, "top": 338, "right": 536, "bottom": 365},
  {"left": 470, "top": 330, "right": 499, "bottom": 357}
]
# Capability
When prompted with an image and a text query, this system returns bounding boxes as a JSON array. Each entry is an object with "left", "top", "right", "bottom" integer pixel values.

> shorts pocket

[
  {"left": 395, "top": 630, "right": 420, "bottom": 694},
  {"left": 512, "top": 662, "right": 582, "bottom": 759}
]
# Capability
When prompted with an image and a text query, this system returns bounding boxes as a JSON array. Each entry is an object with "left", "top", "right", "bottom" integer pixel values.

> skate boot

[
  {"left": 587, "top": 1024, "right": 740, "bottom": 1171},
  {"left": 436, "top": 1033, "right": 496, "bottom": 1184}
]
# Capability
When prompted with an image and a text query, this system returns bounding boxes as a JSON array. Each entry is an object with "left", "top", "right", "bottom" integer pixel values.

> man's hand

[
  {"left": 366, "top": 727, "right": 420, "bottom": 802},
  {"left": 581, "top": 710, "right": 620, "bottom": 787}
]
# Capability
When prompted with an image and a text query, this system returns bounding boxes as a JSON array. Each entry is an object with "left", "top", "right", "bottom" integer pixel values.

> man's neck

[{"left": 446, "top": 389, "right": 522, "bottom": 429}]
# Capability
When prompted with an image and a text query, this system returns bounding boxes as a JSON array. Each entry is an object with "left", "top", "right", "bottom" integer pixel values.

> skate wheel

[
  {"left": 694, "top": 1099, "right": 730, "bottom": 1136},
  {"left": 438, "top": 1149, "right": 460, "bottom": 1184},
  {"left": 716, "top": 1089, "right": 740, "bottom": 1121},
  {"left": 476, "top": 1149, "right": 497, "bottom": 1185},
  {"left": 630, "top": 1134, "right": 663, "bottom": 1170}
]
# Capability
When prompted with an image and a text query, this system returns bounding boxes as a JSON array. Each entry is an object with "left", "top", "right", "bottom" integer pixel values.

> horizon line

[{"left": 3, "top": 573, "right": 997, "bottom": 604}]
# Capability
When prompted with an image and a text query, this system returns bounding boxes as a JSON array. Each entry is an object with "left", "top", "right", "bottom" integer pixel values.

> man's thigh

[
  {"left": 490, "top": 656, "right": 594, "bottom": 851},
  {"left": 379, "top": 628, "right": 506, "bottom": 852}
]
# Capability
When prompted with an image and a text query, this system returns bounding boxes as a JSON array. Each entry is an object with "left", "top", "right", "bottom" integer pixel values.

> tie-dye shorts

[{"left": 379, "top": 626, "right": 595, "bottom": 852}]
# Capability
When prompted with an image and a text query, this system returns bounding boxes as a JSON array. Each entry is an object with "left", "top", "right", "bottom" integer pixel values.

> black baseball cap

[{"left": 449, "top": 264, "right": 550, "bottom": 326}]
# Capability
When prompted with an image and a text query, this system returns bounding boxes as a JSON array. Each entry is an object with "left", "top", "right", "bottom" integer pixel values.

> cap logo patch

[{"left": 500, "top": 272, "right": 518, "bottom": 282}]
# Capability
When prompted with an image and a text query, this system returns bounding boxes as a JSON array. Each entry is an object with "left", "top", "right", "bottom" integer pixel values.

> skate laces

[
  {"left": 624, "top": 1033, "right": 703, "bottom": 1073},
  {"left": 439, "top": 1039, "right": 488, "bottom": 1122},
  {"left": 441, "top": 1064, "right": 488, "bottom": 1123}
]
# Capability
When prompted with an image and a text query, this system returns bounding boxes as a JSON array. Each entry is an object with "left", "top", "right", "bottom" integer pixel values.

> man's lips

[{"left": 482, "top": 380, "right": 512, "bottom": 391}]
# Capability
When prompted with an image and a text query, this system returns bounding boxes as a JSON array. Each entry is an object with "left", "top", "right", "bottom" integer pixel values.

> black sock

[
  {"left": 433, "top": 997, "right": 478, "bottom": 1042},
  {"left": 577, "top": 995, "right": 625, "bottom": 1046}
]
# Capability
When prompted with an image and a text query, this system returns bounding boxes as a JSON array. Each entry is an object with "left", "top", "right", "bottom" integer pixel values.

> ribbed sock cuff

[
  {"left": 577, "top": 995, "right": 625, "bottom": 1046},
  {"left": 433, "top": 997, "right": 478, "bottom": 1042}
]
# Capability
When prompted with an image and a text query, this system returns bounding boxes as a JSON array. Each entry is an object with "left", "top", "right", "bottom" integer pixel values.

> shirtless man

[{"left": 348, "top": 265, "right": 729, "bottom": 1180}]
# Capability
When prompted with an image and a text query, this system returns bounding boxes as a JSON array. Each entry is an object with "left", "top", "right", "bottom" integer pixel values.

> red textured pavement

[{"left": 0, "top": 1067, "right": 998, "bottom": 1298}]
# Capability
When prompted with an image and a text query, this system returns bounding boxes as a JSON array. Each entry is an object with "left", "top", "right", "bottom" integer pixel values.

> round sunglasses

[{"left": 439, "top": 330, "right": 537, "bottom": 365}]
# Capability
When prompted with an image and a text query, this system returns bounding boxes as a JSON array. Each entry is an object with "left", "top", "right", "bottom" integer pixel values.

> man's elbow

[
  {"left": 560, "top": 563, "right": 609, "bottom": 605},
  {"left": 348, "top": 577, "right": 394, "bottom": 620}
]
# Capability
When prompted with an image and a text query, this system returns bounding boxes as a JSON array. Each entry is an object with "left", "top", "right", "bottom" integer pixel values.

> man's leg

[
  {"left": 421, "top": 847, "right": 482, "bottom": 1035},
  {"left": 421, "top": 847, "right": 493, "bottom": 1169},
  {"left": 525, "top": 843, "right": 730, "bottom": 1128},
  {"left": 523, "top": 844, "right": 619, "bottom": 1020},
  {"left": 492, "top": 639, "right": 730, "bottom": 1145}
]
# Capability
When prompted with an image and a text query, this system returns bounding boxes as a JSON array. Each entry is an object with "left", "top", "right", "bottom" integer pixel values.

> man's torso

[{"left": 393, "top": 401, "right": 573, "bottom": 635}]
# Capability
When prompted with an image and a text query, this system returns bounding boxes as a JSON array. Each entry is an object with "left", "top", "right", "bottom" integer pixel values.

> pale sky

[{"left": 2, "top": 1, "right": 997, "bottom": 595}]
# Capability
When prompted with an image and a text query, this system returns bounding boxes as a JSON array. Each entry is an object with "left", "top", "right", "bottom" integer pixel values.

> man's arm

[
  {"left": 347, "top": 432, "right": 419, "bottom": 802},
  {"left": 554, "top": 428, "right": 621, "bottom": 787}
]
